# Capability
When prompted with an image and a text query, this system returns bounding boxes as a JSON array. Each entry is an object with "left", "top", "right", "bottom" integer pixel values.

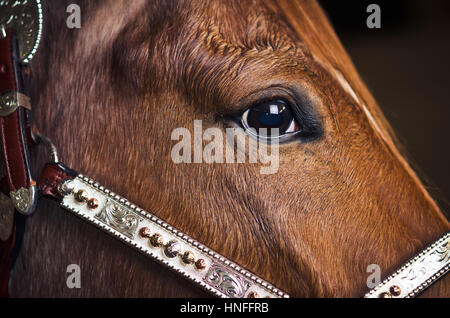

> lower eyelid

[{"left": 285, "top": 119, "right": 298, "bottom": 133}]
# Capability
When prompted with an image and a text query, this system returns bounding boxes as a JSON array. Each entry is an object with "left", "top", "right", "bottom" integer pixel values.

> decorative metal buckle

[
  {"left": 0, "top": 0, "right": 43, "bottom": 63},
  {"left": 0, "top": 91, "right": 31, "bottom": 117},
  {"left": 10, "top": 186, "right": 37, "bottom": 215}
]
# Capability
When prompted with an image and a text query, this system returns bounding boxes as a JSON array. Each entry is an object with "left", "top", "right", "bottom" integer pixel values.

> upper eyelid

[
  {"left": 217, "top": 88, "right": 298, "bottom": 119},
  {"left": 215, "top": 97, "right": 294, "bottom": 126},
  {"left": 237, "top": 87, "right": 297, "bottom": 109}
]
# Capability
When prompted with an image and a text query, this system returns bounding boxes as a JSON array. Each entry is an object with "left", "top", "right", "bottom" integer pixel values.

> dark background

[{"left": 319, "top": 0, "right": 450, "bottom": 216}]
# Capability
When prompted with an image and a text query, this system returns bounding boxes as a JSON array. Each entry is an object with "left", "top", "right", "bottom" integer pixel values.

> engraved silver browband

[
  {"left": 59, "top": 175, "right": 289, "bottom": 298},
  {"left": 365, "top": 232, "right": 450, "bottom": 298}
]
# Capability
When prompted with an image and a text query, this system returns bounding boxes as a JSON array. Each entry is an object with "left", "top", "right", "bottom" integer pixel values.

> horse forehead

[
  {"left": 75, "top": 0, "right": 147, "bottom": 50},
  {"left": 192, "top": 1, "right": 293, "bottom": 48}
]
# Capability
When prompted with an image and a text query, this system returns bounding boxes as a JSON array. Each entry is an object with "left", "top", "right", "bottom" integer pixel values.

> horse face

[{"left": 25, "top": 0, "right": 449, "bottom": 297}]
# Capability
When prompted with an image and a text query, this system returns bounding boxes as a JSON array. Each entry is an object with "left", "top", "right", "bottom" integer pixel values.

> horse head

[{"left": 10, "top": 0, "right": 449, "bottom": 297}]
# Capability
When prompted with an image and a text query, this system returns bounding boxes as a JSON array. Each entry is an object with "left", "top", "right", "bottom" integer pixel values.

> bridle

[{"left": 0, "top": 0, "right": 448, "bottom": 299}]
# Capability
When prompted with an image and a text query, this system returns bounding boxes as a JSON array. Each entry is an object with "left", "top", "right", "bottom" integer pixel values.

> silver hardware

[
  {"left": 204, "top": 263, "right": 251, "bottom": 298},
  {"left": 164, "top": 240, "right": 181, "bottom": 258},
  {"left": 57, "top": 179, "right": 75, "bottom": 197},
  {"left": 74, "top": 189, "right": 89, "bottom": 202},
  {"left": 10, "top": 186, "right": 37, "bottom": 216},
  {"left": 365, "top": 232, "right": 450, "bottom": 298},
  {"left": 0, "top": 0, "right": 43, "bottom": 63},
  {"left": 0, "top": 91, "right": 31, "bottom": 117},
  {"left": 181, "top": 251, "right": 195, "bottom": 265},
  {"left": 94, "top": 199, "right": 142, "bottom": 239},
  {"left": 0, "top": 24, "right": 6, "bottom": 39},
  {"left": 32, "top": 131, "right": 60, "bottom": 163},
  {"left": 60, "top": 176, "right": 288, "bottom": 298}
]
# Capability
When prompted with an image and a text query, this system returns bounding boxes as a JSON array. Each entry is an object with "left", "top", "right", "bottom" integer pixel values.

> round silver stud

[
  {"left": 57, "top": 179, "right": 75, "bottom": 196},
  {"left": 74, "top": 189, "right": 89, "bottom": 202},
  {"left": 181, "top": 251, "right": 195, "bottom": 265},
  {"left": 164, "top": 240, "right": 181, "bottom": 258},
  {"left": 149, "top": 233, "right": 164, "bottom": 247}
]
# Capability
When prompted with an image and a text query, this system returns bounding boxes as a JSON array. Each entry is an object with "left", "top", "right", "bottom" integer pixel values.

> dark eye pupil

[
  {"left": 258, "top": 112, "right": 284, "bottom": 127},
  {"left": 247, "top": 100, "right": 294, "bottom": 136}
]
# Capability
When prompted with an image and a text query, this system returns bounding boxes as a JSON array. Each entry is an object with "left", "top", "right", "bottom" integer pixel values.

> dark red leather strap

[
  {"left": 38, "top": 163, "right": 78, "bottom": 201},
  {"left": 0, "top": 226, "right": 15, "bottom": 298},
  {"left": 0, "top": 30, "right": 35, "bottom": 194}
]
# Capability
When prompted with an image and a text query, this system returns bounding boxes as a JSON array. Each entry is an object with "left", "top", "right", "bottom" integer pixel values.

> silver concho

[
  {"left": 0, "top": 91, "right": 31, "bottom": 117},
  {"left": 0, "top": 0, "right": 43, "bottom": 63},
  {"left": 10, "top": 186, "right": 37, "bottom": 215}
]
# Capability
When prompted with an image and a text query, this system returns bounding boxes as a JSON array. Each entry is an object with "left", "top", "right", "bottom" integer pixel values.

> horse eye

[{"left": 241, "top": 99, "right": 301, "bottom": 139}]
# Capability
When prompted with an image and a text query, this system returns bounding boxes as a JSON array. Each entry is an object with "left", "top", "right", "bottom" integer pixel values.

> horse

[{"left": 8, "top": 0, "right": 449, "bottom": 297}]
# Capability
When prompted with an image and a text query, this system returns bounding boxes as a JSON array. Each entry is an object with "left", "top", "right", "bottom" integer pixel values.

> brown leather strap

[
  {"left": 0, "top": 30, "right": 36, "bottom": 201},
  {"left": 0, "top": 29, "right": 38, "bottom": 299}
]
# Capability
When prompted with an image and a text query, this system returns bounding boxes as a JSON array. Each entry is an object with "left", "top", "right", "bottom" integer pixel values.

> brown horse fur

[{"left": 8, "top": 0, "right": 449, "bottom": 297}]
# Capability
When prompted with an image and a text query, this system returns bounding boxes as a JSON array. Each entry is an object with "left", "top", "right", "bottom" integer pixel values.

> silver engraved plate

[
  {"left": 95, "top": 199, "right": 142, "bottom": 239},
  {"left": 365, "top": 232, "right": 450, "bottom": 298},
  {"left": 61, "top": 175, "right": 289, "bottom": 298},
  {"left": 204, "top": 263, "right": 251, "bottom": 298},
  {"left": 0, "top": 0, "right": 43, "bottom": 63}
]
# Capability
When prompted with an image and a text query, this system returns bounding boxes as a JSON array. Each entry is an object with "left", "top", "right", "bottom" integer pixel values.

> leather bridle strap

[
  {"left": 0, "top": 29, "right": 37, "bottom": 216},
  {"left": 0, "top": 25, "right": 38, "bottom": 299}
]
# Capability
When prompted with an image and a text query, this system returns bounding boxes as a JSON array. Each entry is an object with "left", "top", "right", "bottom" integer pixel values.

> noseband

[{"left": 0, "top": 0, "right": 448, "bottom": 298}]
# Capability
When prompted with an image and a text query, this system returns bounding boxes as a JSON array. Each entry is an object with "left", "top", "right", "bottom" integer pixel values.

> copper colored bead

[
  {"left": 195, "top": 258, "right": 207, "bottom": 271},
  {"left": 378, "top": 292, "right": 392, "bottom": 298},
  {"left": 87, "top": 198, "right": 99, "bottom": 209},
  {"left": 247, "top": 291, "right": 259, "bottom": 298},
  {"left": 0, "top": 64, "right": 7, "bottom": 73},
  {"left": 389, "top": 285, "right": 401, "bottom": 297},
  {"left": 181, "top": 251, "right": 195, "bottom": 265},
  {"left": 150, "top": 233, "right": 164, "bottom": 247},
  {"left": 75, "top": 189, "right": 88, "bottom": 202},
  {"left": 139, "top": 227, "right": 152, "bottom": 239}
]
